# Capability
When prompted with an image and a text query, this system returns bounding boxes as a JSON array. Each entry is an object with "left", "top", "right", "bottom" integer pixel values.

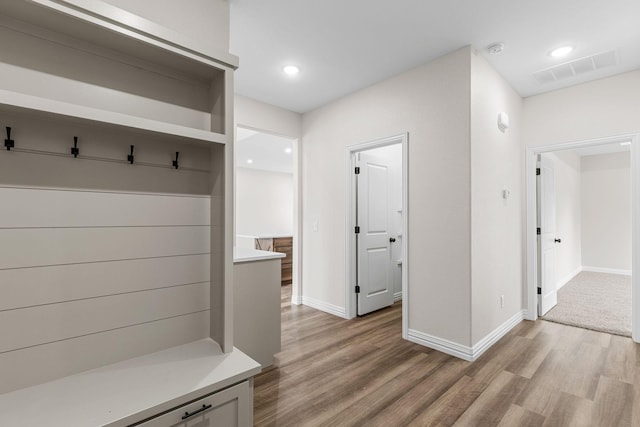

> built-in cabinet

[
  {"left": 138, "top": 381, "right": 253, "bottom": 427},
  {"left": 0, "top": 0, "right": 255, "bottom": 425}
]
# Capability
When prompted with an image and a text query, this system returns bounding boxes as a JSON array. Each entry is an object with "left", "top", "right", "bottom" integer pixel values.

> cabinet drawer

[{"left": 135, "top": 381, "right": 252, "bottom": 427}]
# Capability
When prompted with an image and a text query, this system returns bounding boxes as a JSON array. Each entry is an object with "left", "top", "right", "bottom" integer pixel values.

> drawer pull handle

[{"left": 182, "top": 404, "right": 212, "bottom": 420}]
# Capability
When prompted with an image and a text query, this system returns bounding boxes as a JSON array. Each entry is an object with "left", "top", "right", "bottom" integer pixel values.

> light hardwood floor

[{"left": 254, "top": 285, "right": 640, "bottom": 426}]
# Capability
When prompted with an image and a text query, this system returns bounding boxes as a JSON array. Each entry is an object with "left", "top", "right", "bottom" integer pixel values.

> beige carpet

[{"left": 541, "top": 271, "right": 632, "bottom": 337}]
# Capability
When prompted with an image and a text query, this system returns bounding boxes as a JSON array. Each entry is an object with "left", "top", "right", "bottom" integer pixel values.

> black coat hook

[
  {"left": 172, "top": 151, "right": 180, "bottom": 169},
  {"left": 127, "top": 145, "right": 134, "bottom": 164},
  {"left": 71, "top": 136, "right": 79, "bottom": 158},
  {"left": 4, "top": 127, "right": 14, "bottom": 151}
]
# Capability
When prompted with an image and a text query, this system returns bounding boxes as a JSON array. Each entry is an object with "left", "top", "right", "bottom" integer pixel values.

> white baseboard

[
  {"left": 393, "top": 292, "right": 403, "bottom": 302},
  {"left": 290, "top": 295, "right": 303, "bottom": 305},
  {"left": 407, "top": 309, "right": 526, "bottom": 362},
  {"left": 557, "top": 266, "right": 583, "bottom": 290},
  {"left": 471, "top": 310, "right": 526, "bottom": 360},
  {"left": 301, "top": 296, "right": 348, "bottom": 319},
  {"left": 407, "top": 329, "right": 474, "bottom": 361},
  {"left": 582, "top": 266, "right": 632, "bottom": 276}
]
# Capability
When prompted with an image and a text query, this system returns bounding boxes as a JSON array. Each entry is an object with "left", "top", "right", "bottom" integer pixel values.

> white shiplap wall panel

[
  {"left": 0, "top": 311, "right": 210, "bottom": 394},
  {"left": 0, "top": 187, "right": 212, "bottom": 393},
  {"left": 0, "top": 226, "right": 209, "bottom": 270},
  {"left": 0, "top": 282, "right": 209, "bottom": 353},
  {"left": 0, "top": 187, "right": 210, "bottom": 227},
  {"left": 0, "top": 254, "right": 209, "bottom": 311}
]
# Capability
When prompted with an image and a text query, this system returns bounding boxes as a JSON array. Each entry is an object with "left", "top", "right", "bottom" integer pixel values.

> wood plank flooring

[{"left": 254, "top": 285, "right": 640, "bottom": 426}]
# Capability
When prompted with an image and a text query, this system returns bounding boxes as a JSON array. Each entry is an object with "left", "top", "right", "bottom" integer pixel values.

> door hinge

[
  {"left": 355, "top": 226, "right": 360, "bottom": 234},
  {"left": 536, "top": 227, "right": 541, "bottom": 235},
  {"left": 355, "top": 166, "right": 360, "bottom": 174},
  {"left": 537, "top": 287, "right": 542, "bottom": 295},
  {"left": 355, "top": 285, "right": 360, "bottom": 294},
  {"left": 536, "top": 168, "right": 541, "bottom": 175}
]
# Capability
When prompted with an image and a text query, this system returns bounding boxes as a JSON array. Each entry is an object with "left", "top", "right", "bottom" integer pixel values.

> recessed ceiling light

[
  {"left": 284, "top": 147, "right": 292, "bottom": 154},
  {"left": 550, "top": 46, "right": 573, "bottom": 58},
  {"left": 283, "top": 65, "right": 300, "bottom": 76},
  {"left": 620, "top": 141, "right": 631, "bottom": 146},
  {"left": 247, "top": 159, "right": 254, "bottom": 164}
]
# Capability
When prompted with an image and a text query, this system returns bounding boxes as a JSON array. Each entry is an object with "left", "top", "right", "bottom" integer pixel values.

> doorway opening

[
  {"left": 235, "top": 126, "right": 301, "bottom": 303},
  {"left": 345, "top": 134, "right": 408, "bottom": 336},
  {"left": 526, "top": 133, "right": 639, "bottom": 341}
]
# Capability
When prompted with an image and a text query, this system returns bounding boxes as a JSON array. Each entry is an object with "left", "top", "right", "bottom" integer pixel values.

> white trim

[
  {"left": 393, "top": 292, "right": 403, "bottom": 303},
  {"left": 344, "top": 134, "right": 409, "bottom": 324},
  {"left": 407, "top": 329, "right": 474, "bottom": 361},
  {"left": 301, "top": 297, "right": 347, "bottom": 319},
  {"left": 291, "top": 295, "right": 303, "bottom": 305},
  {"left": 632, "top": 136, "right": 640, "bottom": 342},
  {"left": 557, "top": 266, "right": 583, "bottom": 290},
  {"left": 471, "top": 310, "right": 526, "bottom": 361},
  {"left": 407, "top": 309, "right": 526, "bottom": 362},
  {"left": 582, "top": 266, "right": 632, "bottom": 276},
  {"left": 525, "top": 133, "right": 639, "bottom": 343}
]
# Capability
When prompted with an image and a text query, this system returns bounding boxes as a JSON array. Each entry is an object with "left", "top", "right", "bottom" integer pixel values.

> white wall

[
  {"left": 542, "top": 150, "right": 582, "bottom": 287},
  {"left": 523, "top": 70, "right": 640, "bottom": 147},
  {"left": 103, "top": 0, "right": 230, "bottom": 54},
  {"left": 302, "top": 47, "right": 472, "bottom": 345},
  {"left": 236, "top": 167, "right": 294, "bottom": 237},
  {"left": 235, "top": 95, "right": 302, "bottom": 139},
  {"left": 0, "top": 113, "right": 214, "bottom": 393},
  {"left": 470, "top": 52, "right": 524, "bottom": 345},
  {"left": 581, "top": 152, "right": 631, "bottom": 271}
]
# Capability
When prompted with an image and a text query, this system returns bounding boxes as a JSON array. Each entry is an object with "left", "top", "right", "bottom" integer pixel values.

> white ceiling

[
  {"left": 236, "top": 128, "right": 295, "bottom": 173},
  {"left": 230, "top": 0, "right": 640, "bottom": 114}
]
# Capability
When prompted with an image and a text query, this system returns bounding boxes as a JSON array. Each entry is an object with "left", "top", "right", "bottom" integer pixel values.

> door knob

[
  {"left": 554, "top": 238, "right": 562, "bottom": 243},
  {"left": 389, "top": 237, "right": 396, "bottom": 243}
]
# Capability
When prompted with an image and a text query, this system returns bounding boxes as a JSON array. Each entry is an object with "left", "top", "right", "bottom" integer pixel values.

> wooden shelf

[{"left": 0, "top": 89, "right": 229, "bottom": 145}]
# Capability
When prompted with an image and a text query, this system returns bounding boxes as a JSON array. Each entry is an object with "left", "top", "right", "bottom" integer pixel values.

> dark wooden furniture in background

[
  {"left": 273, "top": 237, "right": 292, "bottom": 285},
  {"left": 254, "top": 236, "right": 293, "bottom": 285}
]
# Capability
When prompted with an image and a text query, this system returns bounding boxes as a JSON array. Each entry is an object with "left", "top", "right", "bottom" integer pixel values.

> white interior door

[
  {"left": 537, "top": 157, "right": 558, "bottom": 316},
  {"left": 357, "top": 151, "right": 394, "bottom": 315}
]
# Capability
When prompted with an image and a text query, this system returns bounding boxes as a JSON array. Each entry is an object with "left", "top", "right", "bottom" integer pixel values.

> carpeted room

[{"left": 538, "top": 147, "right": 632, "bottom": 336}]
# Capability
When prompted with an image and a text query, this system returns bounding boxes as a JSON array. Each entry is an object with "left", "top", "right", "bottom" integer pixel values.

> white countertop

[
  {"left": 234, "top": 246, "right": 285, "bottom": 263},
  {"left": 0, "top": 339, "right": 261, "bottom": 427}
]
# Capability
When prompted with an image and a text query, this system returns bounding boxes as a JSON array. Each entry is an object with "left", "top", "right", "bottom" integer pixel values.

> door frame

[
  {"left": 345, "top": 134, "right": 409, "bottom": 336},
  {"left": 233, "top": 125, "right": 303, "bottom": 305},
  {"left": 525, "top": 133, "right": 640, "bottom": 342}
]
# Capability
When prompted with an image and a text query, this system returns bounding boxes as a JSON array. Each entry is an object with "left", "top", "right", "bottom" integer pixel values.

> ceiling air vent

[{"left": 533, "top": 50, "right": 617, "bottom": 84}]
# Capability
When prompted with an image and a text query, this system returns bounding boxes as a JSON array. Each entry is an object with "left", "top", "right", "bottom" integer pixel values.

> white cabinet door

[{"left": 137, "top": 381, "right": 252, "bottom": 427}]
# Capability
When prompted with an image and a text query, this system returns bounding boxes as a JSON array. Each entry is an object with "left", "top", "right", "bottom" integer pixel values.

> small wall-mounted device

[
  {"left": 497, "top": 112, "right": 509, "bottom": 133},
  {"left": 502, "top": 188, "right": 511, "bottom": 199}
]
